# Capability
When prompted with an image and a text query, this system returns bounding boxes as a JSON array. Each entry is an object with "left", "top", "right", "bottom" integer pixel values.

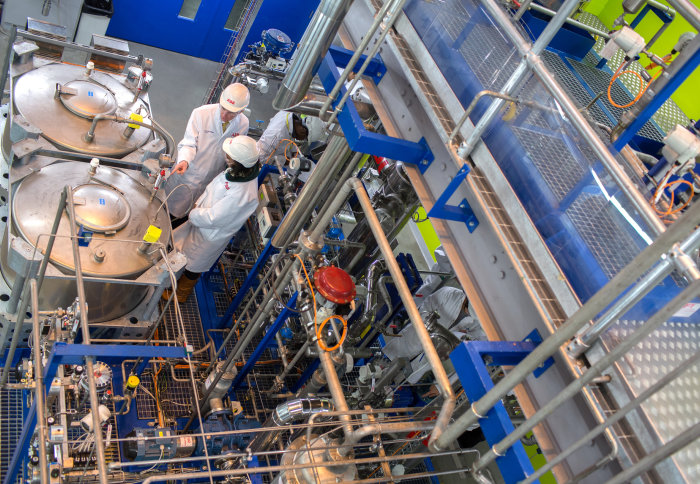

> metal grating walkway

[{"left": 0, "top": 375, "right": 23, "bottom": 484}]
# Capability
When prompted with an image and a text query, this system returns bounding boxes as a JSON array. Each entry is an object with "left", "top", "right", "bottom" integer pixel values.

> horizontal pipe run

[
  {"left": 571, "top": 229, "right": 700, "bottom": 356},
  {"left": 474, "top": 278, "right": 700, "bottom": 472},
  {"left": 433, "top": 203, "right": 700, "bottom": 451},
  {"left": 140, "top": 449, "right": 472, "bottom": 484}
]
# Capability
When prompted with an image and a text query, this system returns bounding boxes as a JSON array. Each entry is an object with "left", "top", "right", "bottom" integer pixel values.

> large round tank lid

[
  {"left": 59, "top": 80, "right": 118, "bottom": 119},
  {"left": 72, "top": 183, "right": 131, "bottom": 233}
]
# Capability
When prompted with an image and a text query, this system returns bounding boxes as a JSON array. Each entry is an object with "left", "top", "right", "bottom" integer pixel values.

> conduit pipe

[
  {"left": 248, "top": 398, "right": 334, "bottom": 452},
  {"left": 273, "top": 0, "right": 353, "bottom": 110},
  {"left": 272, "top": 136, "right": 352, "bottom": 248},
  {"left": 473, "top": 278, "right": 700, "bottom": 473},
  {"left": 31, "top": 280, "right": 49, "bottom": 484},
  {"left": 432, "top": 202, "right": 700, "bottom": 452},
  {"left": 665, "top": 0, "right": 700, "bottom": 30},
  {"left": 310, "top": 178, "right": 457, "bottom": 450},
  {"left": 323, "top": 0, "right": 409, "bottom": 126}
]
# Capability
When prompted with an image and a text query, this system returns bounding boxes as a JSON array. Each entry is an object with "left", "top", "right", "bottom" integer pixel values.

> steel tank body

[
  {"left": 0, "top": 161, "right": 171, "bottom": 322},
  {"left": 12, "top": 63, "right": 152, "bottom": 157}
]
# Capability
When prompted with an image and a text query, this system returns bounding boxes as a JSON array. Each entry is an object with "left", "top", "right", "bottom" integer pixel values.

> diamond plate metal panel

[{"left": 603, "top": 320, "right": 700, "bottom": 482}]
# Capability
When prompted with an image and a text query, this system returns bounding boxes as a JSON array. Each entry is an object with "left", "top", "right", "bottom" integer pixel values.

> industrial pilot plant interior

[{"left": 1, "top": 0, "right": 700, "bottom": 482}]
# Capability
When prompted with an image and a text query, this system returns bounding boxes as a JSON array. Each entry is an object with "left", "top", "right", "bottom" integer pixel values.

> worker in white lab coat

[
  {"left": 256, "top": 110, "right": 309, "bottom": 163},
  {"left": 164, "top": 83, "right": 251, "bottom": 226},
  {"left": 163, "top": 136, "right": 260, "bottom": 302}
]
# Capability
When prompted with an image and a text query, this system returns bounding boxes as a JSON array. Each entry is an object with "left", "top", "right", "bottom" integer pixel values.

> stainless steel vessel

[
  {"left": 1, "top": 161, "right": 171, "bottom": 322},
  {"left": 13, "top": 63, "right": 152, "bottom": 157}
]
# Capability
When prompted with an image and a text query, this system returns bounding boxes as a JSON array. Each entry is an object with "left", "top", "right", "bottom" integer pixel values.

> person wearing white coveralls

[
  {"left": 382, "top": 286, "right": 486, "bottom": 383},
  {"left": 162, "top": 136, "right": 260, "bottom": 302},
  {"left": 257, "top": 110, "right": 309, "bottom": 162},
  {"left": 164, "top": 83, "right": 251, "bottom": 227}
]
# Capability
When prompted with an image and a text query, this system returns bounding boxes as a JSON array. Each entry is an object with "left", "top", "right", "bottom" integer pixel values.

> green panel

[
  {"left": 582, "top": 0, "right": 700, "bottom": 120},
  {"left": 416, "top": 207, "right": 441, "bottom": 261}
]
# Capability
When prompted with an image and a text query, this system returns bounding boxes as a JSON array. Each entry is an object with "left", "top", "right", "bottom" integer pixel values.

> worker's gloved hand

[{"left": 173, "top": 160, "right": 189, "bottom": 174}]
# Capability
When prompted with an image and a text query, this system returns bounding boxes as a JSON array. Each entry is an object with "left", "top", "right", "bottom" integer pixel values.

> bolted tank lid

[
  {"left": 59, "top": 80, "right": 118, "bottom": 119},
  {"left": 72, "top": 184, "right": 131, "bottom": 233},
  {"left": 12, "top": 161, "right": 170, "bottom": 278},
  {"left": 314, "top": 266, "right": 356, "bottom": 304}
]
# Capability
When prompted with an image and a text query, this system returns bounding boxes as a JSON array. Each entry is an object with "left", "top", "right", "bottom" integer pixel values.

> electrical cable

[
  {"left": 293, "top": 254, "right": 348, "bottom": 352},
  {"left": 607, "top": 61, "right": 660, "bottom": 109},
  {"left": 652, "top": 178, "right": 695, "bottom": 216},
  {"left": 139, "top": 449, "right": 165, "bottom": 474}
]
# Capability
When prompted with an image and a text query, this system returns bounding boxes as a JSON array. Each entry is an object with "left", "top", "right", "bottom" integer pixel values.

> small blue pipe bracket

[
  {"left": 318, "top": 51, "right": 434, "bottom": 172},
  {"left": 328, "top": 45, "right": 387, "bottom": 85},
  {"left": 427, "top": 164, "right": 479, "bottom": 232}
]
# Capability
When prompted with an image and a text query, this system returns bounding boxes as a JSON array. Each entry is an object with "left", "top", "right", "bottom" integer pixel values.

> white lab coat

[
  {"left": 165, "top": 104, "right": 249, "bottom": 218},
  {"left": 173, "top": 170, "right": 258, "bottom": 273},
  {"left": 383, "top": 287, "right": 486, "bottom": 363},
  {"left": 257, "top": 111, "right": 295, "bottom": 162}
]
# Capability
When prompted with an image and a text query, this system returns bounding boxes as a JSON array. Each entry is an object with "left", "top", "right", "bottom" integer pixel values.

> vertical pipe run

[
  {"left": 65, "top": 187, "right": 109, "bottom": 484},
  {"left": 31, "top": 280, "right": 48, "bottom": 484},
  {"left": 345, "top": 178, "right": 456, "bottom": 450},
  {"left": 273, "top": 0, "right": 353, "bottom": 110}
]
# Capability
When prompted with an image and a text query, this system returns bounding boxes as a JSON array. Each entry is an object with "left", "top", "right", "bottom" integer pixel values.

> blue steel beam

[
  {"left": 216, "top": 241, "right": 278, "bottom": 329},
  {"left": 450, "top": 341, "right": 541, "bottom": 484},
  {"left": 231, "top": 292, "right": 298, "bottom": 391},
  {"left": 328, "top": 45, "right": 387, "bottom": 84},
  {"left": 317, "top": 51, "right": 434, "bottom": 172}
]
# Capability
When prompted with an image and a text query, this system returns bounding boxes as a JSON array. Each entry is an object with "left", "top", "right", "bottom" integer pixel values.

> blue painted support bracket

[
  {"left": 3, "top": 342, "right": 187, "bottom": 484},
  {"left": 231, "top": 292, "right": 298, "bottom": 391},
  {"left": 216, "top": 241, "right": 278, "bottom": 329},
  {"left": 427, "top": 164, "right": 479, "bottom": 232},
  {"left": 328, "top": 45, "right": 387, "bottom": 85},
  {"left": 450, "top": 341, "right": 545, "bottom": 484},
  {"left": 318, "top": 52, "right": 434, "bottom": 172},
  {"left": 613, "top": 47, "right": 700, "bottom": 151}
]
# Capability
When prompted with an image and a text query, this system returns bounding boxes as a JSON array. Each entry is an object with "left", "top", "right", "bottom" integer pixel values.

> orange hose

[
  {"left": 652, "top": 178, "right": 694, "bottom": 216},
  {"left": 607, "top": 62, "right": 660, "bottom": 109}
]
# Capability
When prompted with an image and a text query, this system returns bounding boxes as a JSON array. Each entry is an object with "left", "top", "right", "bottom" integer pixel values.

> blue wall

[
  {"left": 234, "top": 0, "right": 320, "bottom": 64},
  {"left": 106, "top": 0, "right": 320, "bottom": 62}
]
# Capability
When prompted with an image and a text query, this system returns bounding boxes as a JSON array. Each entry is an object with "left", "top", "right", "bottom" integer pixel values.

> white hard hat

[
  {"left": 223, "top": 136, "right": 259, "bottom": 168},
  {"left": 220, "top": 83, "right": 250, "bottom": 113}
]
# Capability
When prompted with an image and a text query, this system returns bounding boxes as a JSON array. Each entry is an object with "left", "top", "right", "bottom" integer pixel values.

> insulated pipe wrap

[{"left": 272, "top": 0, "right": 353, "bottom": 110}]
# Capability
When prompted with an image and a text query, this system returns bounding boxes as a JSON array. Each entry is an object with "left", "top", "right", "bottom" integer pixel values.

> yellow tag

[
  {"left": 359, "top": 324, "right": 372, "bottom": 339},
  {"left": 159, "top": 431, "right": 163, "bottom": 437},
  {"left": 128, "top": 112, "right": 143, "bottom": 129},
  {"left": 143, "top": 225, "right": 162, "bottom": 243},
  {"left": 126, "top": 375, "right": 140, "bottom": 389}
]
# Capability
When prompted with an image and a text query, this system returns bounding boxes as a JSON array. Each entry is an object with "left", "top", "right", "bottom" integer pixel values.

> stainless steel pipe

[
  {"left": 473, "top": 278, "right": 700, "bottom": 473},
  {"left": 31, "top": 280, "right": 49, "bottom": 484},
  {"left": 665, "top": 0, "right": 700, "bottom": 30},
  {"left": 273, "top": 0, "right": 353, "bottom": 110},
  {"left": 432, "top": 202, "right": 700, "bottom": 451},
  {"left": 271, "top": 136, "right": 352, "bottom": 248},
  {"left": 521, "top": 349, "right": 700, "bottom": 484},
  {"left": 66, "top": 187, "right": 109, "bottom": 484}
]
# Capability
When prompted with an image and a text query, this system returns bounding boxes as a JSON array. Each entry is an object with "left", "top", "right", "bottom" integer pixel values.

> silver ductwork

[
  {"left": 248, "top": 398, "right": 334, "bottom": 452},
  {"left": 273, "top": 0, "right": 353, "bottom": 110}
]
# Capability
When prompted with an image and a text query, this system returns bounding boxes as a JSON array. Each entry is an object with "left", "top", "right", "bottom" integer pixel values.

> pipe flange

[{"left": 300, "top": 230, "right": 324, "bottom": 252}]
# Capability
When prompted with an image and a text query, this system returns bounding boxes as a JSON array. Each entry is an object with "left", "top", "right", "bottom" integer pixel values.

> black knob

[
  {"left": 30, "top": 456, "right": 39, "bottom": 466},
  {"left": 50, "top": 467, "right": 60, "bottom": 478}
]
